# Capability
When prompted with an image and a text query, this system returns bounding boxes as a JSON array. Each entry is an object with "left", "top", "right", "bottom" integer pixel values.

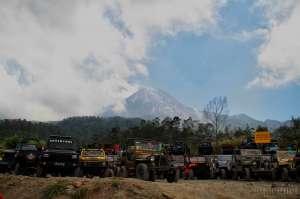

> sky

[{"left": 0, "top": 0, "right": 299, "bottom": 121}]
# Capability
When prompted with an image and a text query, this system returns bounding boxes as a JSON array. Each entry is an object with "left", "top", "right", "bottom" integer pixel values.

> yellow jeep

[{"left": 78, "top": 148, "right": 114, "bottom": 177}]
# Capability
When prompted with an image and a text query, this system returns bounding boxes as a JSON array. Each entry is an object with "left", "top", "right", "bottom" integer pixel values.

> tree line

[
  {"left": 0, "top": 115, "right": 299, "bottom": 150},
  {"left": 0, "top": 96, "right": 299, "bottom": 149}
]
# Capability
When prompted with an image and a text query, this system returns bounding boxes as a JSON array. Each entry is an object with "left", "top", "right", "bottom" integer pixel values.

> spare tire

[{"left": 136, "top": 163, "right": 150, "bottom": 181}]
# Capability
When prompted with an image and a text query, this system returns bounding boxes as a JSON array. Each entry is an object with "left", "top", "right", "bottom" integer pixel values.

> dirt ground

[{"left": 0, "top": 174, "right": 299, "bottom": 199}]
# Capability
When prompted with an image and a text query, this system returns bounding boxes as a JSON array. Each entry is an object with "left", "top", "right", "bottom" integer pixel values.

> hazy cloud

[{"left": 0, "top": 0, "right": 225, "bottom": 120}]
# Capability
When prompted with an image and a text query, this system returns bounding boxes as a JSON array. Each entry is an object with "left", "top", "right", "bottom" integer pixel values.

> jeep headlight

[
  {"left": 72, "top": 154, "right": 78, "bottom": 159},
  {"left": 43, "top": 153, "right": 49, "bottom": 158},
  {"left": 26, "top": 153, "right": 36, "bottom": 160},
  {"left": 252, "top": 161, "right": 256, "bottom": 166},
  {"left": 150, "top": 156, "right": 155, "bottom": 162}
]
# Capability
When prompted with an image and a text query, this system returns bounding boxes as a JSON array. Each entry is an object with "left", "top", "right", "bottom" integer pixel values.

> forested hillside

[{"left": 0, "top": 116, "right": 299, "bottom": 149}]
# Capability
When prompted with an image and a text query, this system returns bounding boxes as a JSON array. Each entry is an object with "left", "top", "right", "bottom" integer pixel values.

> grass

[
  {"left": 91, "top": 181, "right": 103, "bottom": 193},
  {"left": 42, "top": 180, "right": 68, "bottom": 199},
  {"left": 111, "top": 178, "right": 121, "bottom": 188},
  {"left": 71, "top": 187, "right": 89, "bottom": 199}
]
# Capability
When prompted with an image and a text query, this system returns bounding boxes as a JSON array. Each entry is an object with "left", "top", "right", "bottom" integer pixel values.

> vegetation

[
  {"left": 203, "top": 96, "right": 228, "bottom": 146},
  {"left": 275, "top": 117, "right": 300, "bottom": 148},
  {"left": 71, "top": 187, "right": 89, "bottom": 199},
  {"left": 0, "top": 116, "right": 299, "bottom": 150},
  {"left": 42, "top": 181, "right": 68, "bottom": 199},
  {"left": 111, "top": 178, "right": 121, "bottom": 188}
]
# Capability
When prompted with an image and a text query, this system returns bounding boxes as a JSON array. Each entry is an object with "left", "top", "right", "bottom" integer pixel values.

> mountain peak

[{"left": 103, "top": 87, "right": 199, "bottom": 120}]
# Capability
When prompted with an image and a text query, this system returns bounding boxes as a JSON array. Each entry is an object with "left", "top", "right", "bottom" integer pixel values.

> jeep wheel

[
  {"left": 281, "top": 167, "right": 289, "bottom": 181},
  {"left": 136, "top": 163, "right": 150, "bottom": 181},
  {"left": 13, "top": 163, "right": 21, "bottom": 175},
  {"left": 220, "top": 169, "right": 227, "bottom": 179},
  {"left": 37, "top": 165, "right": 46, "bottom": 177},
  {"left": 296, "top": 166, "right": 300, "bottom": 182},
  {"left": 271, "top": 168, "right": 277, "bottom": 181},
  {"left": 114, "top": 167, "right": 121, "bottom": 177},
  {"left": 167, "top": 169, "right": 179, "bottom": 183},
  {"left": 232, "top": 168, "right": 238, "bottom": 180},
  {"left": 210, "top": 169, "right": 216, "bottom": 179},
  {"left": 244, "top": 168, "right": 251, "bottom": 180},
  {"left": 74, "top": 167, "right": 83, "bottom": 177},
  {"left": 120, "top": 166, "right": 128, "bottom": 178},
  {"left": 149, "top": 170, "right": 156, "bottom": 182},
  {"left": 189, "top": 170, "right": 194, "bottom": 180},
  {"left": 104, "top": 168, "right": 114, "bottom": 177}
]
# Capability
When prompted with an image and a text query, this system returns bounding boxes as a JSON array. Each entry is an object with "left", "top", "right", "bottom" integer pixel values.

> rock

[
  {"left": 72, "top": 180, "right": 88, "bottom": 188},
  {"left": 162, "top": 192, "right": 173, "bottom": 199},
  {"left": 65, "top": 185, "right": 75, "bottom": 195},
  {"left": 72, "top": 181, "right": 83, "bottom": 188},
  {"left": 8, "top": 182, "right": 16, "bottom": 187}
]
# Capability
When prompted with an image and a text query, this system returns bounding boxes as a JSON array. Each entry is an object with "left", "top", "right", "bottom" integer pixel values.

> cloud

[
  {"left": 0, "top": 0, "right": 225, "bottom": 120},
  {"left": 249, "top": 0, "right": 300, "bottom": 88}
]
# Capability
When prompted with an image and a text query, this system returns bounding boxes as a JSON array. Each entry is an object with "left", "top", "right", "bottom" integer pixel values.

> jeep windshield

[
  {"left": 20, "top": 144, "right": 37, "bottom": 151},
  {"left": 135, "top": 141, "right": 162, "bottom": 152},
  {"left": 82, "top": 149, "right": 105, "bottom": 157},
  {"left": 47, "top": 138, "right": 75, "bottom": 150}
]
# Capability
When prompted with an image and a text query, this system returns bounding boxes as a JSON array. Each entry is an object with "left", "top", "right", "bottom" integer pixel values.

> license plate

[{"left": 54, "top": 162, "right": 65, "bottom": 166}]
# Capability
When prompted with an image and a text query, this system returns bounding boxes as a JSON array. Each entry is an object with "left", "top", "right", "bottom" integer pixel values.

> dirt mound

[
  {"left": 0, "top": 174, "right": 299, "bottom": 199},
  {"left": 0, "top": 175, "right": 169, "bottom": 199}
]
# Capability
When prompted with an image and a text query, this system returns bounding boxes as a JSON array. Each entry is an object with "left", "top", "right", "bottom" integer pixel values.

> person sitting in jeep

[{"left": 37, "top": 135, "right": 79, "bottom": 177}]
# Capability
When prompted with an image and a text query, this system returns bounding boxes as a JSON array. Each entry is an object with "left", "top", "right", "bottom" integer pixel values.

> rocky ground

[{"left": 0, "top": 174, "right": 299, "bottom": 199}]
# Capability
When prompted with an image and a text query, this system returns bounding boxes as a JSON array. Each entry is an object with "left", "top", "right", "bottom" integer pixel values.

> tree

[{"left": 203, "top": 96, "right": 228, "bottom": 146}]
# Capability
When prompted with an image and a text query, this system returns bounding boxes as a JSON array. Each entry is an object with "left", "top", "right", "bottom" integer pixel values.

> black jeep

[
  {"left": 13, "top": 139, "right": 41, "bottom": 175},
  {"left": 0, "top": 148, "right": 15, "bottom": 173},
  {"left": 37, "top": 135, "right": 79, "bottom": 177}
]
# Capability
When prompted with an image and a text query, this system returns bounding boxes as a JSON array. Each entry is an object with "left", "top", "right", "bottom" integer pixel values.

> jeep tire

[
  {"left": 120, "top": 166, "right": 128, "bottom": 178},
  {"left": 220, "top": 168, "right": 227, "bottom": 179},
  {"left": 37, "top": 165, "right": 46, "bottom": 177},
  {"left": 74, "top": 167, "right": 83, "bottom": 177},
  {"left": 167, "top": 168, "right": 179, "bottom": 183},
  {"left": 136, "top": 163, "right": 150, "bottom": 181},
  {"left": 281, "top": 167, "right": 289, "bottom": 181},
  {"left": 13, "top": 163, "right": 21, "bottom": 175},
  {"left": 244, "top": 168, "right": 251, "bottom": 180},
  {"left": 104, "top": 168, "right": 114, "bottom": 177}
]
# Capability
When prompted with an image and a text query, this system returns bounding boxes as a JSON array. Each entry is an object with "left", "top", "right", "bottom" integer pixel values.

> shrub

[
  {"left": 71, "top": 187, "right": 89, "bottom": 199},
  {"left": 42, "top": 181, "right": 68, "bottom": 199},
  {"left": 111, "top": 178, "right": 121, "bottom": 188}
]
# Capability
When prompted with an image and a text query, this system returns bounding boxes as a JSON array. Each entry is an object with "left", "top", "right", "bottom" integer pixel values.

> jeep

[
  {"left": 0, "top": 148, "right": 15, "bottom": 173},
  {"left": 183, "top": 143, "right": 213, "bottom": 179},
  {"left": 120, "top": 139, "right": 180, "bottom": 183},
  {"left": 13, "top": 139, "right": 41, "bottom": 175},
  {"left": 78, "top": 148, "right": 114, "bottom": 177},
  {"left": 37, "top": 135, "right": 79, "bottom": 177}
]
